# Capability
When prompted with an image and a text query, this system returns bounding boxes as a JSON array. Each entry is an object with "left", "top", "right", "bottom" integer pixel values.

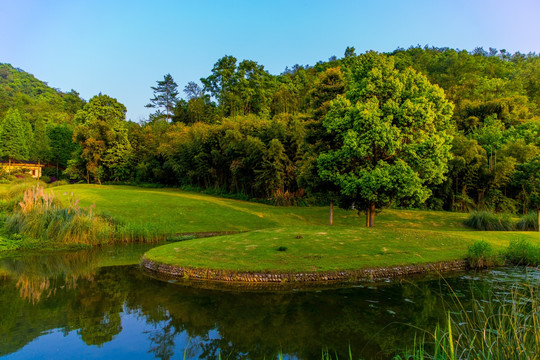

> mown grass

[{"left": 145, "top": 226, "right": 540, "bottom": 272}]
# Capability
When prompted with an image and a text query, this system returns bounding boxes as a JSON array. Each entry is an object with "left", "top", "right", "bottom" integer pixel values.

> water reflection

[{"left": 0, "top": 250, "right": 538, "bottom": 360}]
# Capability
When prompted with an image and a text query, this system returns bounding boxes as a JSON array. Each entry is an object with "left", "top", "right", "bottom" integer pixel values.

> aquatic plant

[
  {"left": 394, "top": 275, "right": 540, "bottom": 360},
  {"left": 465, "top": 240, "right": 500, "bottom": 269},
  {"left": 504, "top": 238, "right": 540, "bottom": 266}
]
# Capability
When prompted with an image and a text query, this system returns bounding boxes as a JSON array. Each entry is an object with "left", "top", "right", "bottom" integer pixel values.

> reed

[
  {"left": 395, "top": 275, "right": 540, "bottom": 360},
  {"left": 4, "top": 185, "right": 165, "bottom": 245}
]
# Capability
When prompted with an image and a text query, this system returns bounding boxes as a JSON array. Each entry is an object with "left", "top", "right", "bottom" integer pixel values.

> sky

[{"left": 1, "top": 0, "right": 540, "bottom": 121}]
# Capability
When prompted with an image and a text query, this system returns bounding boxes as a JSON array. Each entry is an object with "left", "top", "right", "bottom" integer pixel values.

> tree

[
  {"left": 183, "top": 81, "right": 204, "bottom": 100},
  {"left": 69, "top": 94, "right": 132, "bottom": 184},
  {"left": 146, "top": 74, "right": 179, "bottom": 123},
  {"left": 318, "top": 53, "right": 454, "bottom": 227},
  {"left": 30, "top": 117, "right": 50, "bottom": 165},
  {"left": 300, "top": 67, "right": 346, "bottom": 225},
  {"left": 201, "top": 56, "right": 275, "bottom": 117},
  {"left": 0, "top": 108, "right": 29, "bottom": 162},
  {"left": 48, "top": 124, "right": 75, "bottom": 176}
]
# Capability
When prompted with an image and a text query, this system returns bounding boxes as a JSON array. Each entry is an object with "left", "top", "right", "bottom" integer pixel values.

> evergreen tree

[
  {"left": 0, "top": 108, "right": 29, "bottom": 161},
  {"left": 30, "top": 117, "right": 50, "bottom": 163},
  {"left": 146, "top": 74, "right": 179, "bottom": 123}
]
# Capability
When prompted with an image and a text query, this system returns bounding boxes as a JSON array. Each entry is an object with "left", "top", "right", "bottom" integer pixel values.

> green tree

[
  {"left": 318, "top": 53, "right": 454, "bottom": 226},
  {"left": 48, "top": 124, "right": 75, "bottom": 176},
  {"left": 255, "top": 139, "right": 288, "bottom": 197},
  {"left": 69, "top": 94, "right": 132, "bottom": 183},
  {"left": 30, "top": 117, "right": 50, "bottom": 164},
  {"left": 146, "top": 74, "right": 179, "bottom": 123},
  {"left": 0, "top": 108, "right": 29, "bottom": 162}
]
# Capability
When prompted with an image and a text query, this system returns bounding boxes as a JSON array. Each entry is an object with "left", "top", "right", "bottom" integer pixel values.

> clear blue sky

[{"left": 1, "top": 0, "right": 539, "bottom": 121}]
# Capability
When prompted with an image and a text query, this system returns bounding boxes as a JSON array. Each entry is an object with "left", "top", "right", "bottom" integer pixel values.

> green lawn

[
  {"left": 145, "top": 226, "right": 540, "bottom": 272},
  {"left": 52, "top": 184, "right": 469, "bottom": 233},
  {"left": 47, "top": 184, "right": 540, "bottom": 273}
]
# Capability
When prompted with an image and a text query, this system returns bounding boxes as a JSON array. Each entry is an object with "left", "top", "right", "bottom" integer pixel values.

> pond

[{"left": 0, "top": 245, "right": 538, "bottom": 360}]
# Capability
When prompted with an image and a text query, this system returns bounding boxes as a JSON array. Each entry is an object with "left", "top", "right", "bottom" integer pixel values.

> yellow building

[{"left": 0, "top": 160, "right": 44, "bottom": 178}]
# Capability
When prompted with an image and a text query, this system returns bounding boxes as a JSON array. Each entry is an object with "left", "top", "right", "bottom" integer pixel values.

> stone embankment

[{"left": 141, "top": 256, "right": 467, "bottom": 284}]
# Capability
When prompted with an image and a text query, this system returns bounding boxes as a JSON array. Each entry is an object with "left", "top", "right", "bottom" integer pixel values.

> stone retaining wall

[{"left": 141, "top": 256, "right": 468, "bottom": 284}]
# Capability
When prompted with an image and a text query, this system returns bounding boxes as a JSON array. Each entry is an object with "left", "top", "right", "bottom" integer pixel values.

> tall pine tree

[
  {"left": 146, "top": 74, "right": 179, "bottom": 123},
  {"left": 0, "top": 108, "right": 29, "bottom": 162}
]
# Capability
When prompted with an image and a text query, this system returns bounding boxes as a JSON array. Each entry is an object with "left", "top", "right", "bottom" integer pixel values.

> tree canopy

[{"left": 317, "top": 53, "right": 454, "bottom": 226}]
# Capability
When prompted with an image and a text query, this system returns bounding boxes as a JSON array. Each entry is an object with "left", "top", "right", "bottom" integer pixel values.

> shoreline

[{"left": 141, "top": 256, "right": 468, "bottom": 285}]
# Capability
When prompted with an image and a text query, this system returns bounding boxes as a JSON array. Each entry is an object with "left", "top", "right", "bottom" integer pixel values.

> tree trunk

[
  {"left": 329, "top": 200, "right": 334, "bottom": 226},
  {"left": 366, "top": 207, "right": 370, "bottom": 227},
  {"left": 369, "top": 202, "right": 376, "bottom": 227}
]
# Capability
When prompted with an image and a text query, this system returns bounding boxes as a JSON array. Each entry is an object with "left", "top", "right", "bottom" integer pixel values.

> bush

[
  {"left": 466, "top": 240, "right": 500, "bottom": 268},
  {"left": 464, "top": 211, "right": 513, "bottom": 231},
  {"left": 504, "top": 238, "right": 540, "bottom": 266},
  {"left": 516, "top": 212, "right": 539, "bottom": 231}
]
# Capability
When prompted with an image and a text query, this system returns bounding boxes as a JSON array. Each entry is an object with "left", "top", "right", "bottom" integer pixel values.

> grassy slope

[
  {"left": 52, "top": 184, "right": 468, "bottom": 233},
  {"left": 50, "top": 184, "right": 540, "bottom": 272}
]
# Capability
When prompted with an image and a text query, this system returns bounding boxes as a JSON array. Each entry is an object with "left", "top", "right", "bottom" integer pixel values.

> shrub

[
  {"left": 466, "top": 240, "right": 500, "bottom": 268},
  {"left": 504, "top": 238, "right": 540, "bottom": 266},
  {"left": 516, "top": 212, "right": 539, "bottom": 231},
  {"left": 464, "top": 211, "right": 513, "bottom": 231}
]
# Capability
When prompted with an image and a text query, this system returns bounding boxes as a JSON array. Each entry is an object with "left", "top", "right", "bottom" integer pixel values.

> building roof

[{"left": 0, "top": 160, "right": 45, "bottom": 167}]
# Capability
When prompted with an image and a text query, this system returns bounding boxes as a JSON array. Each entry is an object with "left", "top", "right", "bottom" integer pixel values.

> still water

[{"left": 0, "top": 245, "right": 537, "bottom": 360}]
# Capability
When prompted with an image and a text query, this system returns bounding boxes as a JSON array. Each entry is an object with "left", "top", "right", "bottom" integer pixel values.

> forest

[{"left": 0, "top": 46, "right": 539, "bottom": 215}]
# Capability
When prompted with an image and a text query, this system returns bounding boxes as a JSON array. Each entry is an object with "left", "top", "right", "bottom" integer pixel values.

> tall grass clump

[
  {"left": 504, "top": 238, "right": 540, "bottom": 266},
  {"left": 395, "top": 278, "right": 540, "bottom": 360},
  {"left": 464, "top": 211, "right": 513, "bottom": 231},
  {"left": 465, "top": 240, "right": 500, "bottom": 268},
  {"left": 516, "top": 212, "right": 539, "bottom": 231},
  {"left": 0, "top": 180, "right": 47, "bottom": 212},
  {"left": 4, "top": 185, "right": 165, "bottom": 245}
]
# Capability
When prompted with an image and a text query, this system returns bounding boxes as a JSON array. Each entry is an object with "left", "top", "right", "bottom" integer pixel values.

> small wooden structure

[{"left": 0, "top": 160, "right": 44, "bottom": 178}]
